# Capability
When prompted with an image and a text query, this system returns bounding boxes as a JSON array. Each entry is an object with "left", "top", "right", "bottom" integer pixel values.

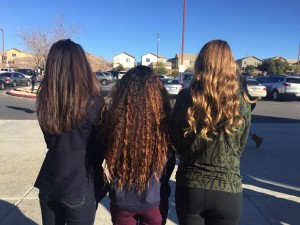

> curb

[{"left": 7, "top": 90, "right": 37, "bottom": 99}]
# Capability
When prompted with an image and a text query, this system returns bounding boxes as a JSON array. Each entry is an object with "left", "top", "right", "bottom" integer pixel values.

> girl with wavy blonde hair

[
  {"left": 101, "top": 65, "right": 175, "bottom": 225},
  {"left": 172, "top": 40, "right": 252, "bottom": 225}
]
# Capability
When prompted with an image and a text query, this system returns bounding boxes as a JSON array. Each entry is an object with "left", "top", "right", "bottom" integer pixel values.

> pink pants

[{"left": 110, "top": 203, "right": 168, "bottom": 225}]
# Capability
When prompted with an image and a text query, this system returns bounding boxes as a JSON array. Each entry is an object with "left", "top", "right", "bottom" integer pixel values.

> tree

[
  {"left": 245, "top": 65, "right": 256, "bottom": 75},
  {"left": 156, "top": 61, "right": 167, "bottom": 75},
  {"left": 17, "top": 16, "right": 81, "bottom": 69},
  {"left": 116, "top": 64, "right": 125, "bottom": 71},
  {"left": 257, "top": 59, "right": 291, "bottom": 75}
]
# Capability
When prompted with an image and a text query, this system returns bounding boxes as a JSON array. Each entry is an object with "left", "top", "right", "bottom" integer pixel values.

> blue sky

[{"left": 1, "top": 0, "right": 299, "bottom": 62}]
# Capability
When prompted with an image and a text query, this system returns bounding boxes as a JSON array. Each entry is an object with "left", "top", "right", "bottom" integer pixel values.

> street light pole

[
  {"left": 0, "top": 28, "right": 4, "bottom": 68},
  {"left": 297, "top": 44, "right": 300, "bottom": 74},
  {"left": 180, "top": 0, "right": 186, "bottom": 84},
  {"left": 157, "top": 33, "right": 160, "bottom": 72}
]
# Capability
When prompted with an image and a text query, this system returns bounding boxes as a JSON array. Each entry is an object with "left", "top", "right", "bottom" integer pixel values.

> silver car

[
  {"left": 161, "top": 78, "right": 183, "bottom": 97},
  {"left": 95, "top": 72, "right": 113, "bottom": 85},
  {"left": 246, "top": 78, "right": 267, "bottom": 98},
  {"left": 256, "top": 75, "right": 300, "bottom": 100},
  {"left": 0, "top": 72, "right": 31, "bottom": 87}
]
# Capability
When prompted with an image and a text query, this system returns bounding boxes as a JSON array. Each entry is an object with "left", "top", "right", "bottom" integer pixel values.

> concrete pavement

[
  {"left": 1, "top": 90, "right": 300, "bottom": 225},
  {"left": 6, "top": 86, "right": 38, "bottom": 99}
]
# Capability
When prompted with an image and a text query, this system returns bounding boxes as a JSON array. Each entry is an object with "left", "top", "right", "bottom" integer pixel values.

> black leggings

[{"left": 175, "top": 186, "right": 242, "bottom": 225}]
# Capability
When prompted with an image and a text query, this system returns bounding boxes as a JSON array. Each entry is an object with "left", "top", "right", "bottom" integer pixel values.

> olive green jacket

[{"left": 172, "top": 89, "right": 251, "bottom": 193}]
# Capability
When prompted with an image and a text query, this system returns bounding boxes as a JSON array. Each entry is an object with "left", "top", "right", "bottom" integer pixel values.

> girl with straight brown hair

[{"left": 35, "top": 39, "right": 104, "bottom": 225}]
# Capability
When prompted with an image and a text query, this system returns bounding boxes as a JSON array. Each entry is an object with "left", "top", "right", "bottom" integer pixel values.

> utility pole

[
  {"left": 180, "top": 0, "right": 186, "bottom": 84},
  {"left": 0, "top": 28, "right": 4, "bottom": 68},
  {"left": 298, "top": 43, "right": 300, "bottom": 75},
  {"left": 157, "top": 33, "right": 160, "bottom": 73}
]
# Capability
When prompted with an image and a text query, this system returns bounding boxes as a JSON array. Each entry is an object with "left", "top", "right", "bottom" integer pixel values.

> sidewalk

[
  {"left": 6, "top": 86, "right": 38, "bottom": 99},
  {"left": 1, "top": 94, "right": 300, "bottom": 224}
]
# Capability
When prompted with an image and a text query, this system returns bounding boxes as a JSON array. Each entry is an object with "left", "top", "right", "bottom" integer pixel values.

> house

[
  {"left": 5, "top": 48, "right": 35, "bottom": 69},
  {"left": 113, "top": 52, "right": 136, "bottom": 69},
  {"left": 236, "top": 56, "right": 262, "bottom": 69},
  {"left": 168, "top": 53, "right": 197, "bottom": 70},
  {"left": 141, "top": 53, "right": 166, "bottom": 66}
]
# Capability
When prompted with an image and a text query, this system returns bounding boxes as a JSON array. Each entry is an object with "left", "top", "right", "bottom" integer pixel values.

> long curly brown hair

[
  {"left": 102, "top": 66, "right": 171, "bottom": 194},
  {"left": 185, "top": 40, "right": 242, "bottom": 140}
]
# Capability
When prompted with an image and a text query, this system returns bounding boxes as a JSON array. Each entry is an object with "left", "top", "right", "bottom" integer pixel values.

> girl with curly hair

[
  {"left": 101, "top": 65, "right": 175, "bottom": 225},
  {"left": 172, "top": 40, "right": 252, "bottom": 225}
]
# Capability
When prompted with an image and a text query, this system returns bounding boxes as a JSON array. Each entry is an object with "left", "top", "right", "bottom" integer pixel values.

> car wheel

[
  {"left": 12, "top": 81, "right": 17, "bottom": 87},
  {"left": 272, "top": 90, "right": 280, "bottom": 101},
  {"left": 101, "top": 80, "right": 108, "bottom": 85},
  {"left": 26, "top": 80, "right": 31, "bottom": 86},
  {"left": 0, "top": 82, "right": 5, "bottom": 90}
]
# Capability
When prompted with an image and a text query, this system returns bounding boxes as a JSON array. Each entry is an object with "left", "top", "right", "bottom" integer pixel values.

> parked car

[
  {"left": 16, "top": 68, "right": 35, "bottom": 76},
  {"left": 107, "top": 70, "right": 119, "bottom": 81},
  {"left": 0, "top": 68, "right": 15, "bottom": 73},
  {"left": 101, "top": 72, "right": 113, "bottom": 83},
  {"left": 161, "top": 78, "right": 183, "bottom": 97},
  {"left": 95, "top": 72, "right": 113, "bottom": 85},
  {"left": 0, "top": 72, "right": 31, "bottom": 87},
  {"left": 177, "top": 72, "right": 194, "bottom": 88},
  {"left": 118, "top": 71, "right": 127, "bottom": 80},
  {"left": 246, "top": 78, "right": 267, "bottom": 98},
  {"left": 0, "top": 80, "right": 6, "bottom": 90},
  {"left": 256, "top": 75, "right": 300, "bottom": 100}
]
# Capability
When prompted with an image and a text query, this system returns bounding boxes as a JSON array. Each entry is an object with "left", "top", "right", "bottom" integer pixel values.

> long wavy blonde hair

[
  {"left": 102, "top": 66, "right": 171, "bottom": 194},
  {"left": 185, "top": 40, "right": 242, "bottom": 141}
]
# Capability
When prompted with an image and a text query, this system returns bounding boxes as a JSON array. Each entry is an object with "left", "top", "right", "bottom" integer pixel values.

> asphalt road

[{"left": 1, "top": 84, "right": 300, "bottom": 121}]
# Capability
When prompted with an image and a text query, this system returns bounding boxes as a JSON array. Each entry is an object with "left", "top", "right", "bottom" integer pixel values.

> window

[
  {"left": 12, "top": 53, "right": 17, "bottom": 57},
  {"left": 126, "top": 58, "right": 130, "bottom": 62},
  {"left": 146, "top": 58, "right": 150, "bottom": 62}
]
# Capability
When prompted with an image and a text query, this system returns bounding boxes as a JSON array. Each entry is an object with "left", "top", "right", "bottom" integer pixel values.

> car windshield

[
  {"left": 162, "top": 79, "right": 180, "bottom": 85},
  {"left": 286, "top": 78, "right": 300, "bottom": 84},
  {"left": 247, "top": 80, "right": 260, "bottom": 85}
]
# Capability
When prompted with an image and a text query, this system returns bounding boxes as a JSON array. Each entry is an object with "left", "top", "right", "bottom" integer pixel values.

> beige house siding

[
  {"left": 5, "top": 48, "right": 35, "bottom": 69},
  {"left": 236, "top": 56, "right": 262, "bottom": 69},
  {"left": 168, "top": 53, "right": 197, "bottom": 70}
]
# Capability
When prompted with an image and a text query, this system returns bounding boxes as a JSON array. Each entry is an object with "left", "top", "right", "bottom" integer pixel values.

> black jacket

[{"left": 34, "top": 96, "right": 105, "bottom": 198}]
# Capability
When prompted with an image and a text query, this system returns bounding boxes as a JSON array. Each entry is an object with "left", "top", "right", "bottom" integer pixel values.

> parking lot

[{"left": 0, "top": 82, "right": 300, "bottom": 225}]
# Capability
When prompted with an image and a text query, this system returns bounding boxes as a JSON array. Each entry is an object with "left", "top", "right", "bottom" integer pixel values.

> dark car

[
  {"left": 16, "top": 68, "right": 35, "bottom": 76},
  {"left": 0, "top": 72, "right": 31, "bottom": 87}
]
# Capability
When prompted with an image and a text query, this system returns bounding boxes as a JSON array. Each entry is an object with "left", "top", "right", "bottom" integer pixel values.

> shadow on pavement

[
  {"left": 0, "top": 200, "right": 38, "bottom": 225},
  {"left": 6, "top": 106, "right": 36, "bottom": 114}
]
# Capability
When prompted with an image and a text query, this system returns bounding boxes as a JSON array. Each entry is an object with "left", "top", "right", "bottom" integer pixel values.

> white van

[
  {"left": 118, "top": 71, "right": 127, "bottom": 79},
  {"left": 0, "top": 68, "right": 15, "bottom": 73}
]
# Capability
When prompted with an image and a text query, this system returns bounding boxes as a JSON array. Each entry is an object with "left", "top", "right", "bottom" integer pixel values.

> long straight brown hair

[{"left": 36, "top": 39, "right": 101, "bottom": 134}]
